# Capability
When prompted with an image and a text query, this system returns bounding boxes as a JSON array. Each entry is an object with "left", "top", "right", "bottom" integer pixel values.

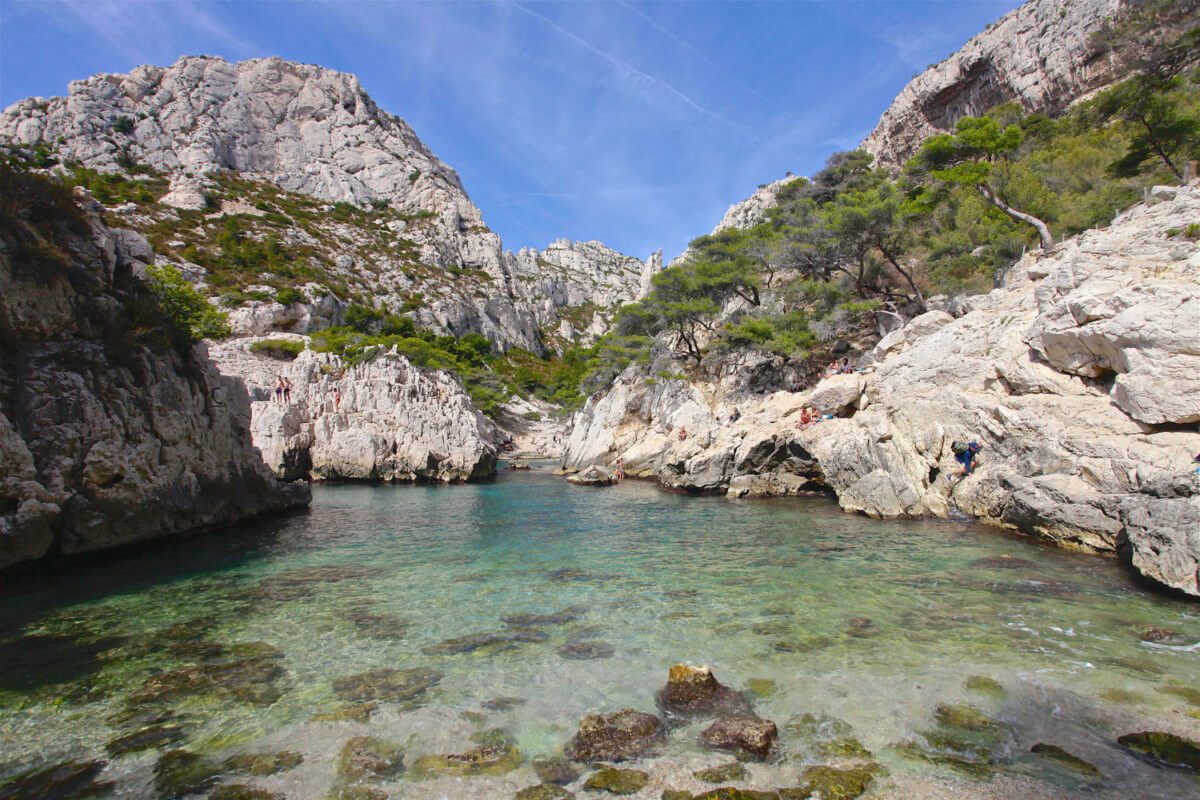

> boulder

[
  {"left": 656, "top": 664, "right": 753, "bottom": 719},
  {"left": 563, "top": 709, "right": 663, "bottom": 762},
  {"left": 698, "top": 716, "right": 778, "bottom": 761},
  {"left": 566, "top": 465, "right": 617, "bottom": 487}
]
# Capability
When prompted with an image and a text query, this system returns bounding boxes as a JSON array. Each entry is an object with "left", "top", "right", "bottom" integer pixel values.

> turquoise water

[{"left": 1, "top": 467, "right": 1198, "bottom": 798}]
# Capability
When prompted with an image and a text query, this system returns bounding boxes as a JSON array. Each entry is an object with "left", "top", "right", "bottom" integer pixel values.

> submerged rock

[
  {"left": 312, "top": 703, "right": 377, "bottom": 723},
  {"left": 557, "top": 640, "right": 615, "bottom": 660},
  {"left": 105, "top": 723, "right": 185, "bottom": 757},
  {"left": 699, "top": 716, "right": 778, "bottom": 761},
  {"left": 963, "top": 675, "right": 1006, "bottom": 699},
  {"left": 582, "top": 767, "right": 648, "bottom": 795},
  {"left": 154, "top": 750, "right": 220, "bottom": 798},
  {"left": 564, "top": 708, "right": 663, "bottom": 762},
  {"left": 337, "top": 736, "right": 405, "bottom": 784},
  {"left": 502, "top": 609, "right": 585, "bottom": 627},
  {"left": 411, "top": 743, "right": 522, "bottom": 778},
  {"left": 331, "top": 667, "right": 440, "bottom": 704},
  {"left": 656, "top": 664, "right": 753, "bottom": 719},
  {"left": 1117, "top": 731, "right": 1200, "bottom": 770},
  {"left": 128, "top": 649, "right": 287, "bottom": 708},
  {"left": 208, "top": 786, "right": 285, "bottom": 800},
  {"left": 483, "top": 696, "right": 528, "bottom": 711},
  {"left": 532, "top": 757, "right": 580, "bottom": 786},
  {"left": 515, "top": 784, "right": 574, "bottom": 800},
  {"left": 781, "top": 764, "right": 876, "bottom": 799},
  {"left": 422, "top": 629, "right": 549, "bottom": 655},
  {"left": 694, "top": 762, "right": 747, "bottom": 783},
  {"left": 222, "top": 751, "right": 304, "bottom": 776},
  {"left": 1030, "top": 743, "right": 1101, "bottom": 776},
  {"left": 0, "top": 759, "right": 112, "bottom": 800},
  {"left": 693, "top": 789, "right": 779, "bottom": 800}
]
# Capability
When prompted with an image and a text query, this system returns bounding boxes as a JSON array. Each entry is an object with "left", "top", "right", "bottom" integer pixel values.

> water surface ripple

[{"left": 1, "top": 469, "right": 1198, "bottom": 798}]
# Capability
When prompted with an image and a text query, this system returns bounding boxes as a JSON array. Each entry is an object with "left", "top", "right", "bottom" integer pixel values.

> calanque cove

[{"left": 1, "top": 0, "right": 1199, "bottom": 798}]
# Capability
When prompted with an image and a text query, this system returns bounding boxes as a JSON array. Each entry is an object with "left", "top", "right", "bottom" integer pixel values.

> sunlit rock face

[
  {"left": 862, "top": 0, "right": 1126, "bottom": 168},
  {"left": 564, "top": 188, "right": 1200, "bottom": 596},
  {"left": 0, "top": 55, "right": 652, "bottom": 351}
]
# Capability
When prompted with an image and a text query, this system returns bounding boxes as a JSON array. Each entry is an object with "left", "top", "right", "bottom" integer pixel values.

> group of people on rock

[
  {"left": 824, "top": 357, "right": 857, "bottom": 378},
  {"left": 273, "top": 375, "right": 293, "bottom": 404}
]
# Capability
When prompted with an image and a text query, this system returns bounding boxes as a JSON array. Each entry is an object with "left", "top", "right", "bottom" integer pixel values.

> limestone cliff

[
  {"left": 0, "top": 56, "right": 651, "bottom": 351},
  {"left": 563, "top": 187, "right": 1200, "bottom": 596},
  {"left": 208, "top": 337, "right": 497, "bottom": 483},
  {"left": 861, "top": 0, "right": 1126, "bottom": 168},
  {"left": 0, "top": 178, "right": 309, "bottom": 571}
]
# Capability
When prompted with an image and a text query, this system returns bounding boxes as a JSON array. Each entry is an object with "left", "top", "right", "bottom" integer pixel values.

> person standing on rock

[
  {"left": 274, "top": 376, "right": 284, "bottom": 404},
  {"left": 334, "top": 386, "right": 342, "bottom": 411},
  {"left": 282, "top": 377, "right": 293, "bottom": 404}
]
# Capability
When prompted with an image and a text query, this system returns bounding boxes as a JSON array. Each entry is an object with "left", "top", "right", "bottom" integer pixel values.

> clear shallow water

[{"left": 1, "top": 468, "right": 1198, "bottom": 799}]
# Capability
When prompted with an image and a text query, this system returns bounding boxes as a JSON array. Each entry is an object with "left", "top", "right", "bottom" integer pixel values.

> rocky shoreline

[
  {"left": 562, "top": 187, "right": 1200, "bottom": 598},
  {"left": 209, "top": 336, "right": 499, "bottom": 483}
]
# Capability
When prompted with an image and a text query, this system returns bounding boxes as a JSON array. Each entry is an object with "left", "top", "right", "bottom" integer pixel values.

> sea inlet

[{"left": 2, "top": 467, "right": 1198, "bottom": 799}]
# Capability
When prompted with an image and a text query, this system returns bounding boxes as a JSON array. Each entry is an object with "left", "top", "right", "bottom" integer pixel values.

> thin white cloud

[
  {"left": 613, "top": 0, "right": 766, "bottom": 102},
  {"left": 512, "top": 1, "right": 754, "bottom": 141}
]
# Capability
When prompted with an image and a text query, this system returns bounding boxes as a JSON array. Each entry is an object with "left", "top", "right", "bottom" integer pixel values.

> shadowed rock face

[{"left": 0, "top": 184, "right": 309, "bottom": 572}]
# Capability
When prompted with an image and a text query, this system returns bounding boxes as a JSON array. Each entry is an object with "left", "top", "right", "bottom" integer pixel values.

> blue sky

[{"left": 0, "top": 0, "right": 1021, "bottom": 261}]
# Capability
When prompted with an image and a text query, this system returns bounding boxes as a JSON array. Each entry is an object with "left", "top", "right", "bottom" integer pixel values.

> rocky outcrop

[
  {"left": 0, "top": 184, "right": 309, "bottom": 571},
  {"left": 861, "top": 0, "right": 1125, "bottom": 168},
  {"left": 509, "top": 239, "right": 658, "bottom": 344},
  {"left": 669, "top": 176, "right": 796, "bottom": 267},
  {"left": 0, "top": 56, "right": 651, "bottom": 351},
  {"left": 208, "top": 337, "right": 497, "bottom": 483},
  {"left": 563, "top": 188, "right": 1200, "bottom": 596}
]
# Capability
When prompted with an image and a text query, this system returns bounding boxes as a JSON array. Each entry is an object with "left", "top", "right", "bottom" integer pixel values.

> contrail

[{"left": 512, "top": 1, "right": 754, "bottom": 141}]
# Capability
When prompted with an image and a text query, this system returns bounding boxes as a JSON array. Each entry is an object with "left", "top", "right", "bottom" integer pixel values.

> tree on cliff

[{"left": 910, "top": 116, "right": 1055, "bottom": 252}]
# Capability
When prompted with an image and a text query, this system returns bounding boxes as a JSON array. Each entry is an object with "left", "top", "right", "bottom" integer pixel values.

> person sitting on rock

[
  {"left": 678, "top": 426, "right": 688, "bottom": 441},
  {"left": 838, "top": 357, "right": 853, "bottom": 374},
  {"left": 728, "top": 408, "right": 741, "bottom": 424},
  {"left": 795, "top": 407, "right": 814, "bottom": 429}
]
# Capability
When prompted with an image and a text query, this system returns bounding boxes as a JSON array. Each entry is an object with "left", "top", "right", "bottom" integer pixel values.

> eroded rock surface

[{"left": 208, "top": 338, "right": 497, "bottom": 482}]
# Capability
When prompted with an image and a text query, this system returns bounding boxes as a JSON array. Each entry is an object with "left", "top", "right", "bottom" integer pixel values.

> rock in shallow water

[
  {"left": 331, "top": 667, "right": 440, "bottom": 704},
  {"left": 564, "top": 708, "right": 663, "bottom": 762},
  {"left": 699, "top": 716, "right": 779, "bottom": 761},
  {"left": 338, "top": 736, "right": 405, "bottom": 784},
  {"left": 1117, "top": 731, "right": 1200, "bottom": 770},
  {"left": 581, "top": 766, "right": 648, "bottom": 795},
  {"left": 657, "top": 664, "right": 753, "bottom": 719},
  {"left": 0, "top": 759, "right": 112, "bottom": 800}
]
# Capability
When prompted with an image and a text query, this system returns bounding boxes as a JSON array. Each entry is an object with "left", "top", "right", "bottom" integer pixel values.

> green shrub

[
  {"left": 112, "top": 116, "right": 135, "bottom": 135},
  {"left": 145, "top": 264, "right": 231, "bottom": 342},
  {"left": 274, "top": 287, "right": 304, "bottom": 306},
  {"left": 250, "top": 338, "right": 305, "bottom": 360}
]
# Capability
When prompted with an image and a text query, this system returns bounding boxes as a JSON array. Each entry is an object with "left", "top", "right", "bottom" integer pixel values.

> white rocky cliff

[
  {"left": 208, "top": 338, "right": 497, "bottom": 483},
  {"left": 861, "top": 0, "right": 1126, "bottom": 167},
  {"left": 0, "top": 183, "right": 309, "bottom": 571},
  {"left": 563, "top": 187, "right": 1200, "bottom": 597},
  {"left": 0, "top": 56, "right": 651, "bottom": 351}
]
